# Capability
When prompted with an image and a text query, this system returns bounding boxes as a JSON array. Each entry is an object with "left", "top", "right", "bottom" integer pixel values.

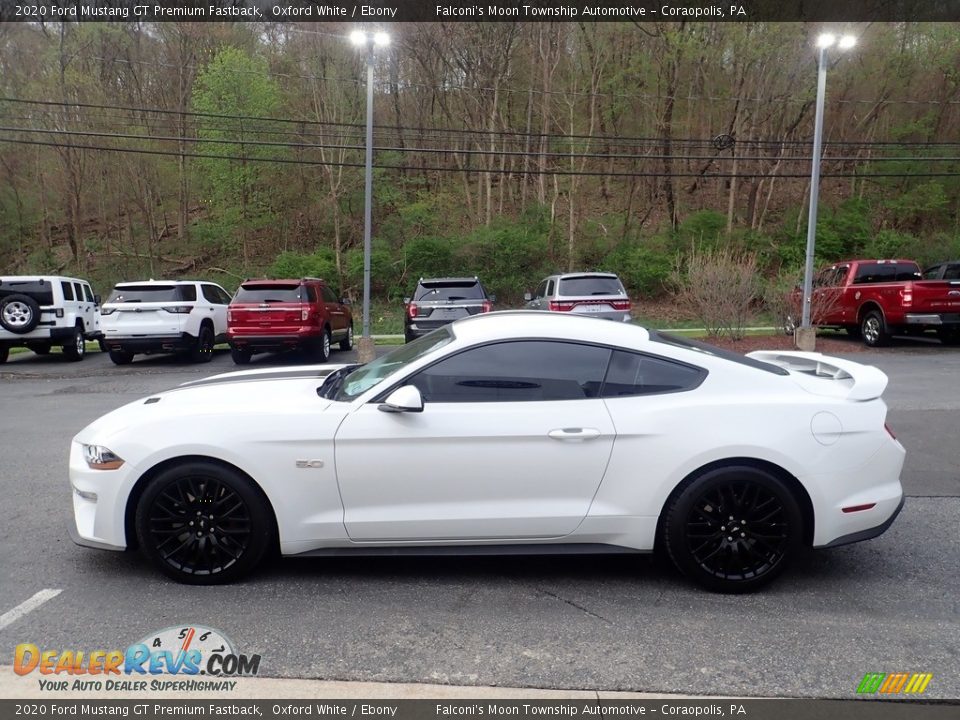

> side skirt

[{"left": 288, "top": 543, "right": 649, "bottom": 558}]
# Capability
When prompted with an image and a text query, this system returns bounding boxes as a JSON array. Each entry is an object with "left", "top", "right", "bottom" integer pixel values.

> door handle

[{"left": 548, "top": 427, "right": 601, "bottom": 441}]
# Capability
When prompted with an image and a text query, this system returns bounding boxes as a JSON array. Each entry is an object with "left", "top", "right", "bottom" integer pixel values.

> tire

[
  {"left": 27, "top": 343, "right": 52, "bottom": 355},
  {"left": 135, "top": 460, "right": 272, "bottom": 585},
  {"left": 663, "top": 466, "right": 803, "bottom": 593},
  {"left": 404, "top": 330, "right": 416, "bottom": 344},
  {"left": 845, "top": 324, "right": 862, "bottom": 340},
  {"left": 0, "top": 294, "right": 41, "bottom": 334},
  {"left": 109, "top": 349, "right": 134, "bottom": 365},
  {"left": 339, "top": 324, "right": 354, "bottom": 351},
  {"left": 937, "top": 328, "right": 960, "bottom": 346},
  {"left": 860, "top": 309, "right": 890, "bottom": 348},
  {"left": 230, "top": 347, "right": 252, "bottom": 365},
  {"left": 312, "top": 328, "right": 331, "bottom": 363},
  {"left": 61, "top": 327, "right": 86, "bottom": 361},
  {"left": 190, "top": 324, "right": 215, "bottom": 363},
  {"left": 0, "top": 347, "right": 8, "bottom": 364}
]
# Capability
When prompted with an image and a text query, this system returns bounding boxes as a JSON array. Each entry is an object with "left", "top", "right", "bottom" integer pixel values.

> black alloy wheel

[
  {"left": 665, "top": 466, "right": 802, "bottom": 593},
  {"left": 136, "top": 461, "right": 271, "bottom": 584},
  {"left": 190, "top": 325, "right": 215, "bottom": 363}
]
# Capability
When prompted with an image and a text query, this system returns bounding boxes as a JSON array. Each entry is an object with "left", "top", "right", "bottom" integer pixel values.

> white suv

[
  {"left": 0, "top": 275, "right": 102, "bottom": 363},
  {"left": 101, "top": 280, "right": 232, "bottom": 365}
]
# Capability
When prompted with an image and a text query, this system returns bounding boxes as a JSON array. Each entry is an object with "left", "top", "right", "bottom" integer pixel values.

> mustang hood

[{"left": 75, "top": 364, "right": 348, "bottom": 444}]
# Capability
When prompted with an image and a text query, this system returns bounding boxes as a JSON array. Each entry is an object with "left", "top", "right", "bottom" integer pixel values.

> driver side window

[{"left": 408, "top": 341, "right": 611, "bottom": 403}]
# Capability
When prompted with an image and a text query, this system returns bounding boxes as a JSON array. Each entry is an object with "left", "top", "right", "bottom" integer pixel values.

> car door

[
  {"left": 334, "top": 340, "right": 616, "bottom": 541},
  {"left": 321, "top": 285, "right": 347, "bottom": 338}
]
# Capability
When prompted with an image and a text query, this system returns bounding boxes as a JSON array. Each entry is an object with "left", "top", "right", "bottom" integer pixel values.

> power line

[
  {"left": 2, "top": 136, "right": 958, "bottom": 180},
  {"left": 4, "top": 126, "right": 960, "bottom": 164}
]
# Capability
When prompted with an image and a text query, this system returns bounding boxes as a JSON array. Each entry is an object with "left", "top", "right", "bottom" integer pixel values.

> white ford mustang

[{"left": 70, "top": 311, "right": 905, "bottom": 592}]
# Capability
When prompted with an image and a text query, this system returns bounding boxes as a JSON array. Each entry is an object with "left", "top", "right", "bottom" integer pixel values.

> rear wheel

[
  {"left": 62, "top": 327, "right": 86, "bottom": 361},
  {"left": 860, "top": 310, "right": 890, "bottom": 347},
  {"left": 109, "top": 349, "right": 134, "bottom": 365},
  {"left": 190, "top": 325, "right": 215, "bottom": 363},
  {"left": 312, "top": 329, "right": 331, "bottom": 363},
  {"left": 664, "top": 466, "right": 802, "bottom": 593},
  {"left": 339, "top": 324, "right": 354, "bottom": 351},
  {"left": 0, "top": 347, "right": 8, "bottom": 364},
  {"left": 230, "top": 347, "right": 252, "bottom": 365},
  {"left": 135, "top": 460, "right": 272, "bottom": 585},
  {"left": 937, "top": 328, "right": 960, "bottom": 346},
  {"left": 27, "top": 343, "right": 51, "bottom": 355}
]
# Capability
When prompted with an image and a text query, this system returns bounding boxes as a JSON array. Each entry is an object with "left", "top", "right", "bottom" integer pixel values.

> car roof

[
  {"left": 450, "top": 310, "right": 650, "bottom": 345},
  {"left": 240, "top": 278, "right": 323, "bottom": 286},
  {"left": 1, "top": 275, "right": 90, "bottom": 284},
  {"left": 113, "top": 279, "right": 199, "bottom": 287},
  {"left": 418, "top": 277, "right": 481, "bottom": 284},
  {"left": 551, "top": 272, "right": 620, "bottom": 279}
]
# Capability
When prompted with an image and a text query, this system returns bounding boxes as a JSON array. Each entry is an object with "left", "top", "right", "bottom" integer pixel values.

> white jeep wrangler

[{"left": 0, "top": 276, "right": 102, "bottom": 363}]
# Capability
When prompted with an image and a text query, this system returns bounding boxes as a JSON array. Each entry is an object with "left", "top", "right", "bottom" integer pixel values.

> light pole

[
  {"left": 349, "top": 29, "right": 390, "bottom": 363},
  {"left": 798, "top": 32, "right": 856, "bottom": 349}
]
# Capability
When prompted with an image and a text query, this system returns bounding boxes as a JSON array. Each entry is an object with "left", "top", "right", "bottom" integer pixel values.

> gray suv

[
  {"left": 524, "top": 272, "right": 632, "bottom": 323},
  {"left": 404, "top": 277, "right": 495, "bottom": 342}
]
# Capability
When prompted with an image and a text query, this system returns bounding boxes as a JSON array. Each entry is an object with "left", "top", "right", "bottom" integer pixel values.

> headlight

[{"left": 82, "top": 444, "right": 125, "bottom": 470}]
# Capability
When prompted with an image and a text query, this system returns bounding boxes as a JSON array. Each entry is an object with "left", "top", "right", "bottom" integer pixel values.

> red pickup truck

[{"left": 806, "top": 259, "right": 960, "bottom": 347}]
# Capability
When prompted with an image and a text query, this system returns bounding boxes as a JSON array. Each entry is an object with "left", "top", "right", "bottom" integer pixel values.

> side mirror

[
  {"left": 523, "top": 292, "right": 532, "bottom": 302},
  {"left": 489, "top": 294, "right": 497, "bottom": 303},
  {"left": 403, "top": 297, "right": 411, "bottom": 305},
  {"left": 378, "top": 385, "right": 424, "bottom": 413},
  {"left": 94, "top": 294, "right": 102, "bottom": 305}
]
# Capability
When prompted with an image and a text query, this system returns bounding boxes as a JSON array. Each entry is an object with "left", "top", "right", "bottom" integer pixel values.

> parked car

[
  {"left": 800, "top": 259, "right": 960, "bottom": 346},
  {"left": 404, "top": 276, "right": 494, "bottom": 343},
  {"left": 227, "top": 277, "right": 353, "bottom": 364},
  {"left": 525, "top": 272, "right": 632, "bottom": 322},
  {"left": 0, "top": 275, "right": 102, "bottom": 363},
  {"left": 101, "top": 280, "right": 232, "bottom": 365},
  {"left": 70, "top": 311, "right": 904, "bottom": 592},
  {"left": 922, "top": 260, "right": 960, "bottom": 281}
]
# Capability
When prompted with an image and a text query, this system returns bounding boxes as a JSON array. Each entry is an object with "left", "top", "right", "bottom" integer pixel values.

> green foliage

[
  {"left": 402, "top": 236, "right": 455, "bottom": 279},
  {"left": 269, "top": 249, "right": 337, "bottom": 282},
  {"left": 603, "top": 242, "right": 674, "bottom": 297},
  {"left": 812, "top": 199, "right": 873, "bottom": 260},
  {"left": 675, "top": 210, "right": 727, "bottom": 250}
]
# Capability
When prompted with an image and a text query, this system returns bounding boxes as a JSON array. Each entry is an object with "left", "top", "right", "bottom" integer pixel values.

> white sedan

[{"left": 70, "top": 312, "right": 905, "bottom": 592}]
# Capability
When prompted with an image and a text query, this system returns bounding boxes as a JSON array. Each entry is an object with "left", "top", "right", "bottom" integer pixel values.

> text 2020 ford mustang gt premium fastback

[{"left": 69, "top": 312, "right": 905, "bottom": 592}]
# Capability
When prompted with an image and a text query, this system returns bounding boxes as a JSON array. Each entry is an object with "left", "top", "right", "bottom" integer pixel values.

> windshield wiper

[{"left": 317, "top": 363, "right": 362, "bottom": 399}]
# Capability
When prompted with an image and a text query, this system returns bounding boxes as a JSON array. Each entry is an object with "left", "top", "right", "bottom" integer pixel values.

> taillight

[
  {"left": 842, "top": 503, "right": 877, "bottom": 514},
  {"left": 100, "top": 307, "right": 115, "bottom": 316},
  {"left": 407, "top": 303, "right": 419, "bottom": 319},
  {"left": 885, "top": 423, "right": 897, "bottom": 440},
  {"left": 481, "top": 300, "right": 493, "bottom": 313},
  {"left": 612, "top": 299, "right": 632, "bottom": 311},
  {"left": 900, "top": 288, "right": 912, "bottom": 307},
  {"left": 162, "top": 306, "right": 192, "bottom": 314},
  {"left": 548, "top": 300, "right": 575, "bottom": 311},
  {"left": 301, "top": 307, "right": 310, "bottom": 321},
  {"left": 227, "top": 310, "right": 233, "bottom": 322}
]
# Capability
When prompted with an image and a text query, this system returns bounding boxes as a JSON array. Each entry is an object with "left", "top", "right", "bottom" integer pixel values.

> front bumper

[{"left": 69, "top": 441, "right": 134, "bottom": 550}]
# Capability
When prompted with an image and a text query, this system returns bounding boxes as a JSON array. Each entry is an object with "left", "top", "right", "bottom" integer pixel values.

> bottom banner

[{"left": 0, "top": 699, "right": 957, "bottom": 720}]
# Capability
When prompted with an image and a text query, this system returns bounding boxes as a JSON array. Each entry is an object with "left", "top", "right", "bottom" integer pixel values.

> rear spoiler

[{"left": 746, "top": 351, "right": 888, "bottom": 401}]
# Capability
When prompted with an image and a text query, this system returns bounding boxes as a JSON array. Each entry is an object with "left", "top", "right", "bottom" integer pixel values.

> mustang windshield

[{"left": 336, "top": 327, "right": 454, "bottom": 401}]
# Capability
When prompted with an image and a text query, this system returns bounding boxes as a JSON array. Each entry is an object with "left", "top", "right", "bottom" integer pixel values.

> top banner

[{"left": 0, "top": 0, "right": 958, "bottom": 22}]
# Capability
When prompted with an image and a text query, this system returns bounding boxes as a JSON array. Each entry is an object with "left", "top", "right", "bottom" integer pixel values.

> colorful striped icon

[{"left": 857, "top": 672, "right": 933, "bottom": 694}]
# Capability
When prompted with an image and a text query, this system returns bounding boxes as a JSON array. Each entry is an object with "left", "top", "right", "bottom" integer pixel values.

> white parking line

[{"left": 0, "top": 589, "right": 62, "bottom": 632}]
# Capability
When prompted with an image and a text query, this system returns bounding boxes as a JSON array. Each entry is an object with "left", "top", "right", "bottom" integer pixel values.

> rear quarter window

[{"left": 602, "top": 351, "right": 706, "bottom": 397}]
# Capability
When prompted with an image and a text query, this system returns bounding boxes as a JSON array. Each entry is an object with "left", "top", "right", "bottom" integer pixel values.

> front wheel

[
  {"left": 860, "top": 310, "right": 890, "bottom": 347},
  {"left": 62, "top": 327, "right": 86, "bottom": 361},
  {"left": 339, "top": 324, "right": 354, "bottom": 351},
  {"left": 135, "top": 461, "right": 272, "bottom": 584},
  {"left": 664, "top": 466, "right": 803, "bottom": 593}
]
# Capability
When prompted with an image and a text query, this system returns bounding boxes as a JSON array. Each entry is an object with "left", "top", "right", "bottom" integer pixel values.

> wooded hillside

[{"left": 1, "top": 21, "right": 959, "bottom": 302}]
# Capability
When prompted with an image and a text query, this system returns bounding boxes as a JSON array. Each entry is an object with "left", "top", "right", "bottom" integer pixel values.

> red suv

[{"left": 227, "top": 278, "right": 353, "bottom": 364}]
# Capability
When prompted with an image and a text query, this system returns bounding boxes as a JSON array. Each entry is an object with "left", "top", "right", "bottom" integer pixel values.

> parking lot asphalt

[{"left": 0, "top": 340, "right": 957, "bottom": 699}]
